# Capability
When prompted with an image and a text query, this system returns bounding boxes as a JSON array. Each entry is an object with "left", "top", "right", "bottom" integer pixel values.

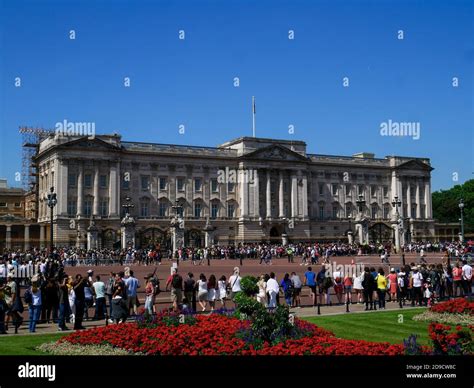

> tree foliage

[{"left": 432, "top": 180, "right": 474, "bottom": 233}]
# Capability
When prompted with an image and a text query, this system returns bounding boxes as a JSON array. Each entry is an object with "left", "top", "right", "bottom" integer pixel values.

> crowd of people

[{"left": 0, "top": 239, "right": 472, "bottom": 335}]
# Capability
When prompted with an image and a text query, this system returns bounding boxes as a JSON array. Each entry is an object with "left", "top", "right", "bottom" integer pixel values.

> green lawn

[
  {"left": 303, "top": 308, "right": 431, "bottom": 345},
  {"left": 0, "top": 333, "right": 67, "bottom": 355}
]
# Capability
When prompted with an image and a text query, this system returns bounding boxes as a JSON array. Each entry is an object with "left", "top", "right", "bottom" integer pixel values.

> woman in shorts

[
  {"left": 217, "top": 275, "right": 227, "bottom": 309},
  {"left": 207, "top": 274, "right": 217, "bottom": 312},
  {"left": 343, "top": 274, "right": 353, "bottom": 304},
  {"left": 353, "top": 273, "right": 364, "bottom": 304}
]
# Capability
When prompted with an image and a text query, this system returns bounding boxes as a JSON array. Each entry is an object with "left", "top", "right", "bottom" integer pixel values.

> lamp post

[
  {"left": 171, "top": 200, "right": 184, "bottom": 265},
  {"left": 122, "top": 196, "right": 135, "bottom": 217},
  {"left": 459, "top": 199, "right": 465, "bottom": 243},
  {"left": 121, "top": 196, "right": 135, "bottom": 249},
  {"left": 47, "top": 186, "right": 57, "bottom": 251}
]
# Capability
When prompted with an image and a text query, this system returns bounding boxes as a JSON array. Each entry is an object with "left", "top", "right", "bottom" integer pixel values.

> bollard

[
  {"left": 346, "top": 301, "right": 350, "bottom": 313},
  {"left": 317, "top": 304, "right": 321, "bottom": 315}
]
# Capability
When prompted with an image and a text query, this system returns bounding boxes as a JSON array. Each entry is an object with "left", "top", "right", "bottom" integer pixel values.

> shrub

[
  {"left": 240, "top": 276, "right": 259, "bottom": 296},
  {"left": 234, "top": 292, "right": 265, "bottom": 317},
  {"left": 428, "top": 322, "right": 474, "bottom": 355}
]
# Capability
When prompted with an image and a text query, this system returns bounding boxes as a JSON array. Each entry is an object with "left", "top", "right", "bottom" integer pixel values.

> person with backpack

[
  {"left": 228, "top": 267, "right": 242, "bottom": 301},
  {"left": 25, "top": 281, "right": 42, "bottom": 333},
  {"left": 362, "top": 267, "right": 376, "bottom": 311},
  {"left": 165, "top": 268, "right": 183, "bottom": 312},
  {"left": 280, "top": 273, "right": 293, "bottom": 306}
]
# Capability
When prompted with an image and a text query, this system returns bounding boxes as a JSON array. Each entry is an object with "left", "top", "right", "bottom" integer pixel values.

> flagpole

[{"left": 252, "top": 96, "right": 256, "bottom": 137}]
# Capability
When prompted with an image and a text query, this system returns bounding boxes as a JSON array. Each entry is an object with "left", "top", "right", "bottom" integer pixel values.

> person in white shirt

[
  {"left": 228, "top": 267, "right": 242, "bottom": 301},
  {"left": 197, "top": 273, "right": 208, "bottom": 311},
  {"left": 411, "top": 267, "right": 423, "bottom": 306},
  {"left": 461, "top": 260, "right": 472, "bottom": 298},
  {"left": 256, "top": 275, "right": 267, "bottom": 306},
  {"left": 266, "top": 272, "right": 280, "bottom": 308}
]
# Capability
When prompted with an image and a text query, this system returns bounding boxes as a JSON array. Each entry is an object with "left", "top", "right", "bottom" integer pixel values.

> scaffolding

[{"left": 19, "top": 126, "right": 54, "bottom": 191}]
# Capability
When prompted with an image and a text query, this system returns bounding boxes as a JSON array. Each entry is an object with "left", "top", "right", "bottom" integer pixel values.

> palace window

[
  {"left": 383, "top": 205, "right": 390, "bottom": 219},
  {"left": 140, "top": 201, "right": 149, "bottom": 217},
  {"left": 211, "top": 203, "right": 219, "bottom": 219},
  {"left": 345, "top": 185, "right": 352, "bottom": 196},
  {"left": 227, "top": 203, "right": 235, "bottom": 218},
  {"left": 141, "top": 176, "right": 150, "bottom": 191},
  {"left": 332, "top": 205, "right": 338, "bottom": 219},
  {"left": 383, "top": 186, "right": 389, "bottom": 198},
  {"left": 84, "top": 174, "right": 92, "bottom": 188},
  {"left": 371, "top": 204, "right": 378, "bottom": 219},
  {"left": 319, "top": 184, "right": 324, "bottom": 195},
  {"left": 99, "top": 175, "right": 107, "bottom": 189},
  {"left": 211, "top": 178, "right": 218, "bottom": 193},
  {"left": 411, "top": 205, "right": 417, "bottom": 217},
  {"left": 194, "top": 202, "right": 202, "bottom": 218},
  {"left": 345, "top": 203, "right": 352, "bottom": 218},
  {"left": 67, "top": 200, "right": 76, "bottom": 216},
  {"left": 332, "top": 184, "right": 338, "bottom": 196},
  {"left": 194, "top": 178, "right": 202, "bottom": 192},
  {"left": 319, "top": 205, "right": 325, "bottom": 220},
  {"left": 159, "top": 202, "right": 167, "bottom": 217},
  {"left": 14, "top": 202, "right": 21, "bottom": 208},
  {"left": 177, "top": 178, "right": 185, "bottom": 192},
  {"left": 371, "top": 186, "right": 377, "bottom": 197},
  {"left": 84, "top": 200, "right": 92, "bottom": 216},
  {"left": 68, "top": 173, "right": 76, "bottom": 188},
  {"left": 159, "top": 177, "right": 167, "bottom": 191},
  {"left": 358, "top": 185, "right": 365, "bottom": 195},
  {"left": 100, "top": 199, "right": 108, "bottom": 217},
  {"left": 228, "top": 182, "right": 235, "bottom": 193}
]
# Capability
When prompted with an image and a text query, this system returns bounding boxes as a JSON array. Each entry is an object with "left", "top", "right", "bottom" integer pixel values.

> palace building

[{"left": 12, "top": 132, "right": 435, "bottom": 251}]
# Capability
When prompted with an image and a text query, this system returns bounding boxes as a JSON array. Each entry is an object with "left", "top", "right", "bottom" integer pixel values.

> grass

[
  {"left": 0, "top": 333, "right": 68, "bottom": 355},
  {"left": 303, "top": 308, "right": 432, "bottom": 345}
]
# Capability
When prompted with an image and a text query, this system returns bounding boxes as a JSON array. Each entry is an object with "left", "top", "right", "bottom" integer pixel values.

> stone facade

[{"left": 31, "top": 133, "right": 436, "bottom": 249}]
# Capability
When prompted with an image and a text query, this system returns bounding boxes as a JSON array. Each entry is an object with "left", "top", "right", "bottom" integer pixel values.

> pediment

[
  {"left": 397, "top": 159, "right": 433, "bottom": 172},
  {"left": 60, "top": 137, "right": 121, "bottom": 151},
  {"left": 242, "top": 145, "right": 309, "bottom": 162}
]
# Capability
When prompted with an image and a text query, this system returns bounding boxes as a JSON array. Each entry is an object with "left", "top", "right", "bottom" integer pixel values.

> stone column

[
  {"left": 425, "top": 178, "right": 432, "bottom": 219},
  {"left": 302, "top": 173, "right": 308, "bottom": 219},
  {"left": 109, "top": 162, "right": 118, "bottom": 217},
  {"left": 40, "top": 225, "right": 45, "bottom": 249},
  {"left": 415, "top": 182, "right": 421, "bottom": 219},
  {"left": 5, "top": 225, "right": 12, "bottom": 249},
  {"left": 239, "top": 168, "right": 248, "bottom": 219},
  {"left": 278, "top": 171, "right": 284, "bottom": 218},
  {"left": 391, "top": 170, "right": 398, "bottom": 219},
  {"left": 24, "top": 225, "right": 30, "bottom": 251},
  {"left": 253, "top": 169, "right": 259, "bottom": 218},
  {"left": 77, "top": 163, "right": 83, "bottom": 216},
  {"left": 56, "top": 159, "right": 68, "bottom": 216},
  {"left": 93, "top": 164, "right": 100, "bottom": 216},
  {"left": 266, "top": 170, "right": 271, "bottom": 219},
  {"left": 291, "top": 172, "right": 297, "bottom": 218},
  {"left": 406, "top": 181, "right": 412, "bottom": 218},
  {"left": 393, "top": 223, "right": 401, "bottom": 253}
]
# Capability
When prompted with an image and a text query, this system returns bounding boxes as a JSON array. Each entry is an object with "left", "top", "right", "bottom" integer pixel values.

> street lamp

[
  {"left": 47, "top": 186, "right": 57, "bottom": 251},
  {"left": 391, "top": 195, "right": 402, "bottom": 252},
  {"left": 459, "top": 199, "right": 465, "bottom": 243},
  {"left": 356, "top": 193, "right": 366, "bottom": 214},
  {"left": 122, "top": 196, "right": 135, "bottom": 217}
]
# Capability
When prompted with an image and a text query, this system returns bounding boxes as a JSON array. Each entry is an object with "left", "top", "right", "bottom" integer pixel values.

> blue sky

[{"left": 0, "top": 0, "right": 472, "bottom": 191}]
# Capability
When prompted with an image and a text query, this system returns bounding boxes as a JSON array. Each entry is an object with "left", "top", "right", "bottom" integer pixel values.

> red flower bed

[
  {"left": 428, "top": 322, "right": 473, "bottom": 355},
  {"left": 59, "top": 314, "right": 405, "bottom": 356},
  {"left": 431, "top": 299, "right": 474, "bottom": 315}
]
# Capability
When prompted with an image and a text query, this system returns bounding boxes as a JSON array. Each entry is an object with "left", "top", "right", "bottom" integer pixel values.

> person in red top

[
  {"left": 387, "top": 268, "right": 398, "bottom": 302},
  {"left": 343, "top": 274, "right": 353, "bottom": 305},
  {"left": 452, "top": 263, "right": 463, "bottom": 297}
]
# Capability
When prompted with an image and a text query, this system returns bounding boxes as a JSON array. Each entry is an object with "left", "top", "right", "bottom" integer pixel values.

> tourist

[
  {"left": 290, "top": 272, "right": 302, "bottom": 308},
  {"left": 111, "top": 272, "right": 128, "bottom": 323},
  {"left": 144, "top": 274, "right": 154, "bottom": 314},
  {"left": 333, "top": 269, "right": 343, "bottom": 305},
  {"left": 411, "top": 267, "right": 424, "bottom": 307},
  {"left": 316, "top": 267, "right": 327, "bottom": 305},
  {"left": 207, "top": 274, "right": 217, "bottom": 312},
  {"left": 26, "top": 281, "right": 42, "bottom": 333},
  {"left": 197, "top": 273, "right": 208, "bottom": 312},
  {"left": 228, "top": 267, "right": 242, "bottom": 301},
  {"left": 0, "top": 280, "right": 6, "bottom": 334},
  {"left": 353, "top": 272, "right": 364, "bottom": 304},
  {"left": 184, "top": 272, "right": 196, "bottom": 312},
  {"left": 124, "top": 270, "right": 140, "bottom": 316},
  {"left": 453, "top": 263, "right": 463, "bottom": 297},
  {"left": 375, "top": 268, "right": 387, "bottom": 309},
  {"left": 83, "top": 279, "right": 94, "bottom": 320},
  {"left": 92, "top": 275, "right": 107, "bottom": 320},
  {"left": 397, "top": 269, "right": 406, "bottom": 306},
  {"left": 266, "top": 272, "right": 280, "bottom": 308},
  {"left": 362, "top": 267, "right": 375, "bottom": 311},
  {"left": 256, "top": 274, "right": 267, "bottom": 306},
  {"left": 461, "top": 259, "right": 472, "bottom": 298},
  {"left": 321, "top": 271, "right": 333, "bottom": 306},
  {"left": 73, "top": 274, "right": 91, "bottom": 329},
  {"left": 4, "top": 274, "right": 23, "bottom": 331},
  {"left": 165, "top": 268, "right": 183, "bottom": 312},
  {"left": 343, "top": 273, "right": 353, "bottom": 305},
  {"left": 387, "top": 268, "right": 398, "bottom": 302},
  {"left": 280, "top": 273, "right": 293, "bottom": 306},
  {"left": 217, "top": 275, "right": 227, "bottom": 308},
  {"left": 304, "top": 266, "right": 317, "bottom": 306},
  {"left": 57, "top": 275, "right": 70, "bottom": 331},
  {"left": 105, "top": 272, "right": 116, "bottom": 318},
  {"left": 67, "top": 276, "right": 76, "bottom": 324},
  {"left": 43, "top": 278, "right": 59, "bottom": 324}
]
